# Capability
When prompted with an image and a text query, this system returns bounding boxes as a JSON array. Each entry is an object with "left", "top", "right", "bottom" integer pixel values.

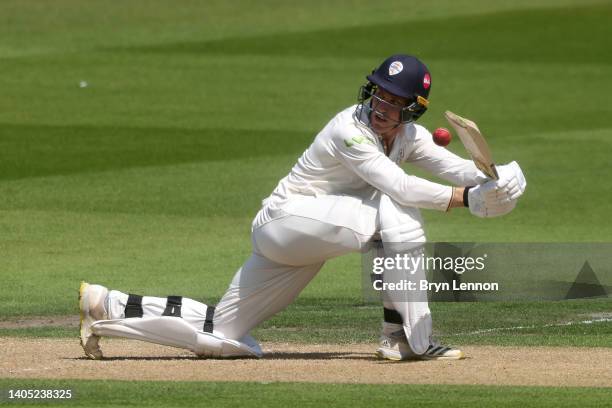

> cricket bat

[{"left": 444, "top": 111, "right": 499, "bottom": 180}]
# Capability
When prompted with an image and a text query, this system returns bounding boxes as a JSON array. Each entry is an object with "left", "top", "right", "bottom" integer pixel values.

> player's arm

[
  {"left": 333, "top": 131, "right": 522, "bottom": 216},
  {"left": 332, "top": 131, "right": 455, "bottom": 211},
  {"left": 406, "top": 126, "right": 489, "bottom": 186},
  {"left": 406, "top": 126, "right": 526, "bottom": 215}
]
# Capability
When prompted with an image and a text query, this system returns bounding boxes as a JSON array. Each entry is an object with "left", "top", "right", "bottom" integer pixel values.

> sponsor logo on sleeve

[{"left": 344, "top": 135, "right": 375, "bottom": 147}]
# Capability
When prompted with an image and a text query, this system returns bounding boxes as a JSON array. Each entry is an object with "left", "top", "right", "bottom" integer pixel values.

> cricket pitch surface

[{"left": 1, "top": 337, "right": 611, "bottom": 387}]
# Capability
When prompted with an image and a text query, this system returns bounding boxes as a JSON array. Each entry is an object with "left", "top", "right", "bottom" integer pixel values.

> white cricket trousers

[{"left": 105, "top": 193, "right": 433, "bottom": 354}]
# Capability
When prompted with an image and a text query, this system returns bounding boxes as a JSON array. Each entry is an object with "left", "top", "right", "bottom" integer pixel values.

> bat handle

[{"left": 491, "top": 165, "right": 499, "bottom": 180}]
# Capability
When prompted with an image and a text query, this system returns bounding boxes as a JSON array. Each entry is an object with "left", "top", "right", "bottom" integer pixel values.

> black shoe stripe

[
  {"left": 429, "top": 346, "right": 443, "bottom": 354},
  {"left": 428, "top": 346, "right": 454, "bottom": 356}
]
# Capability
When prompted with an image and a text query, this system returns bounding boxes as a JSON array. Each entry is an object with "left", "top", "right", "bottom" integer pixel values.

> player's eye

[{"left": 373, "top": 95, "right": 403, "bottom": 111}]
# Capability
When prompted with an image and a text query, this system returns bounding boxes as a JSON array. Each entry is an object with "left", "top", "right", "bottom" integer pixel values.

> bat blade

[{"left": 444, "top": 110, "right": 499, "bottom": 180}]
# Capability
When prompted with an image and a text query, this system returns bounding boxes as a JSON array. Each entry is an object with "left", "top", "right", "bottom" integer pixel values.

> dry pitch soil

[{"left": 1, "top": 336, "right": 611, "bottom": 387}]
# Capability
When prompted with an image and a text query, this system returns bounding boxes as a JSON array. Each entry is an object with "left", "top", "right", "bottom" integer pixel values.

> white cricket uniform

[{"left": 100, "top": 105, "right": 487, "bottom": 356}]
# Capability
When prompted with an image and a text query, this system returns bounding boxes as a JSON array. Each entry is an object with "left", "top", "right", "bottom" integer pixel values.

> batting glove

[{"left": 494, "top": 161, "right": 527, "bottom": 203}]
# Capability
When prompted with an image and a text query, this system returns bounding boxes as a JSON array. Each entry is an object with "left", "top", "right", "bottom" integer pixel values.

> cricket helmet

[{"left": 357, "top": 54, "right": 431, "bottom": 124}]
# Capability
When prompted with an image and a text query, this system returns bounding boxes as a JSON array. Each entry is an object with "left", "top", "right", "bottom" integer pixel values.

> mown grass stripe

[{"left": 1, "top": 379, "right": 610, "bottom": 408}]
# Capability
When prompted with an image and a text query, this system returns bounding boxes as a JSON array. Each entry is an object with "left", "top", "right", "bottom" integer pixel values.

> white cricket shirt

[{"left": 261, "top": 105, "right": 487, "bottom": 219}]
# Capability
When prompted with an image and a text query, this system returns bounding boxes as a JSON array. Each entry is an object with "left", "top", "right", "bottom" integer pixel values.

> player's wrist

[
  {"left": 463, "top": 186, "right": 473, "bottom": 207},
  {"left": 447, "top": 187, "right": 466, "bottom": 210}
]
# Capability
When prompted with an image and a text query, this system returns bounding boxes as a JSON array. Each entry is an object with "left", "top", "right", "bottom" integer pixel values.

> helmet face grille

[
  {"left": 357, "top": 83, "right": 375, "bottom": 103},
  {"left": 400, "top": 98, "right": 428, "bottom": 123},
  {"left": 357, "top": 82, "right": 429, "bottom": 125}
]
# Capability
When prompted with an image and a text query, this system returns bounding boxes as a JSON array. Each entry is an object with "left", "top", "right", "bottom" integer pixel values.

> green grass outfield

[
  {"left": 1, "top": 0, "right": 611, "bottom": 405},
  {"left": 2, "top": 300, "right": 611, "bottom": 348},
  {"left": 1, "top": 380, "right": 611, "bottom": 408}
]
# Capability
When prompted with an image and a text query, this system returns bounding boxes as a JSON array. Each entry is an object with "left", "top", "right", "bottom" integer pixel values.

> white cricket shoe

[
  {"left": 79, "top": 282, "right": 108, "bottom": 360},
  {"left": 375, "top": 330, "right": 414, "bottom": 361},
  {"left": 376, "top": 330, "right": 465, "bottom": 361},
  {"left": 420, "top": 340, "right": 465, "bottom": 361}
]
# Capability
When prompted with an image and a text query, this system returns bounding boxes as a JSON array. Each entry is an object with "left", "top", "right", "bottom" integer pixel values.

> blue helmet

[{"left": 357, "top": 54, "right": 431, "bottom": 123}]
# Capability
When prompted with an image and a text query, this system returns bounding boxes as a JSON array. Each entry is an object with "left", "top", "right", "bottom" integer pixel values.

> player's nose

[{"left": 374, "top": 100, "right": 389, "bottom": 113}]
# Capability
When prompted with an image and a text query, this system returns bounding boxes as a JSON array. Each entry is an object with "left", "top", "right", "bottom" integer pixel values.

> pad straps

[
  {"left": 383, "top": 307, "right": 403, "bottom": 324},
  {"left": 124, "top": 294, "right": 144, "bottom": 318},
  {"left": 162, "top": 295, "right": 183, "bottom": 317},
  {"left": 124, "top": 294, "right": 184, "bottom": 318},
  {"left": 203, "top": 306, "right": 215, "bottom": 333}
]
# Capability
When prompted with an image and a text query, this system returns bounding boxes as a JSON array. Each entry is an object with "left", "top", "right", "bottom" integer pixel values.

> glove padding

[
  {"left": 468, "top": 161, "right": 526, "bottom": 218},
  {"left": 494, "top": 161, "right": 527, "bottom": 203},
  {"left": 468, "top": 182, "right": 516, "bottom": 217}
]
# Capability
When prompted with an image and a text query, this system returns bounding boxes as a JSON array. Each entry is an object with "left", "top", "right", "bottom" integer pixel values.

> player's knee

[{"left": 194, "top": 331, "right": 262, "bottom": 358}]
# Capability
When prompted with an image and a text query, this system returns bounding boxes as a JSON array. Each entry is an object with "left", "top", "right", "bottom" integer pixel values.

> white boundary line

[{"left": 449, "top": 317, "right": 612, "bottom": 336}]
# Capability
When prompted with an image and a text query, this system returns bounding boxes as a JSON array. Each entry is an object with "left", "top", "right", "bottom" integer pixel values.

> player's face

[{"left": 369, "top": 88, "right": 409, "bottom": 137}]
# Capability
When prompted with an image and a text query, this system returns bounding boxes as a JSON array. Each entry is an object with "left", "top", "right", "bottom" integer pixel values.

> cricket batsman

[{"left": 79, "top": 54, "right": 526, "bottom": 360}]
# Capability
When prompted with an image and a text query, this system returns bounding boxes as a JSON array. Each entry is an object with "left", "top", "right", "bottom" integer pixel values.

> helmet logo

[
  {"left": 423, "top": 73, "right": 431, "bottom": 89},
  {"left": 388, "top": 61, "right": 403, "bottom": 76}
]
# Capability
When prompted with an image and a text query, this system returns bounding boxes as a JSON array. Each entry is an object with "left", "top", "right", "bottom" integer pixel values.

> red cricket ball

[{"left": 433, "top": 127, "right": 452, "bottom": 146}]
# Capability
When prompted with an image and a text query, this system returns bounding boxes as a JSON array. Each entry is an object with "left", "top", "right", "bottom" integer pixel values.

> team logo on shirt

[
  {"left": 344, "top": 135, "right": 375, "bottom": 147},
  {"left": 389, "top": 61, "right": 403, "bottom": 76}
]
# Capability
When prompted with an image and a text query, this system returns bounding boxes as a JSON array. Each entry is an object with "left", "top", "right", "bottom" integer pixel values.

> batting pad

[
  {"left": 377, "top": 193, "right": 432, "bottom": 355},
  {"left": 91, "top": 316, "right": 262, "bottom": 358}
]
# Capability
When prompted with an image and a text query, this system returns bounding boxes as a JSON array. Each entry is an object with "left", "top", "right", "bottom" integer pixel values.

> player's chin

[{"left": 371, "top": 119, "right": 395, "bottom": 135}]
